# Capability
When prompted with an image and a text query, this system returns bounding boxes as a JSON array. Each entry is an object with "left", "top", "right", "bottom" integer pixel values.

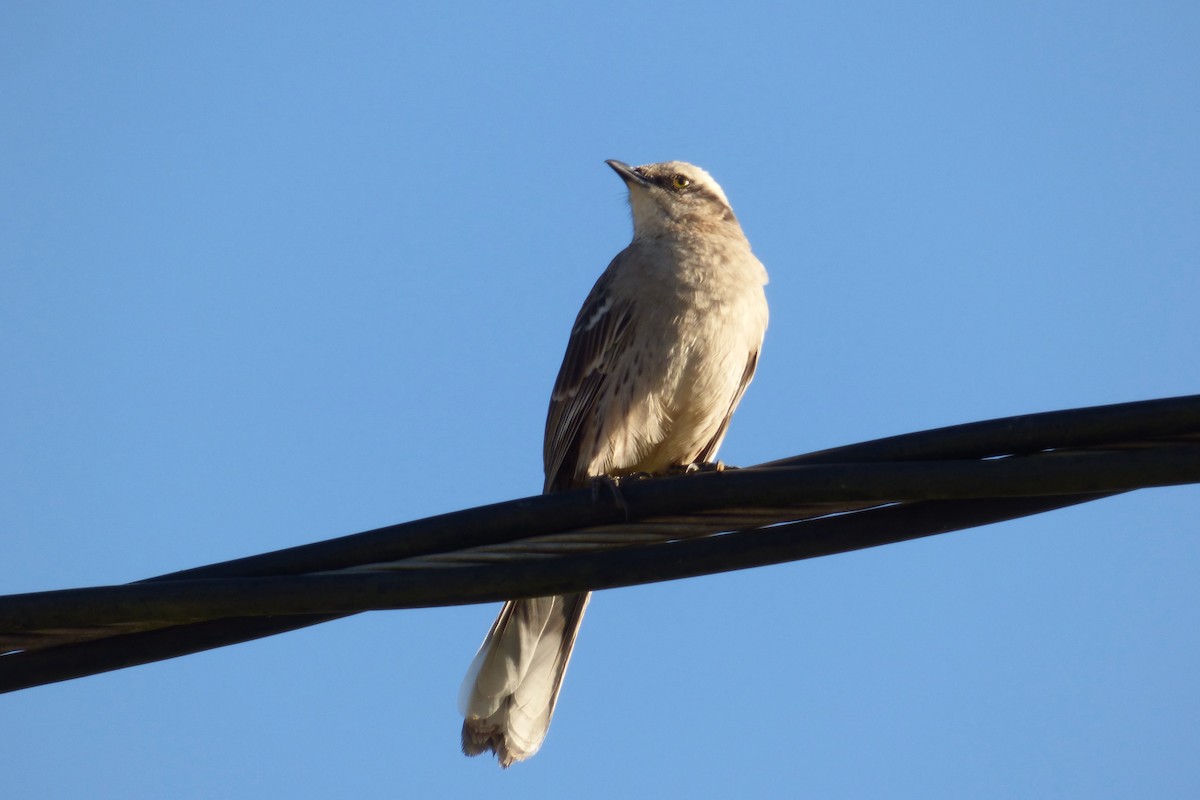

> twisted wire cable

[{"left": 1, "top": 394, "right": 1197, "bottom": 694}]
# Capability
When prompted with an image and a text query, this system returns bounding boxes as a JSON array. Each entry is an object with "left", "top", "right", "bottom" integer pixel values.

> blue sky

[{"left": 3, "top": 2, "right": 1198, "bottom": 797}]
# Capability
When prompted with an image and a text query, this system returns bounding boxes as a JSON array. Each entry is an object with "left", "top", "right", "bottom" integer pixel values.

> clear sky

[{"left": 3, "top": 2, "right": 1198, "bottom": 797}]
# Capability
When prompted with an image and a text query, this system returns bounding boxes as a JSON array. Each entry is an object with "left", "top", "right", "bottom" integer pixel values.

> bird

[{"left": 458, "top": 159, "right": 769, "bottom": 767}]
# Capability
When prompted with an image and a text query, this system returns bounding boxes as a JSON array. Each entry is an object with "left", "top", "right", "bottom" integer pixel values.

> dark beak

[{"left": 606, "top": 159, "right": 650, "bottom": 187}]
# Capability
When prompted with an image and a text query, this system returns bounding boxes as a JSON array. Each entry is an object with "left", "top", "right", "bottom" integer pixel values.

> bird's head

[{"left": 606, "top": 160, "right": 740, "bottom": 239}]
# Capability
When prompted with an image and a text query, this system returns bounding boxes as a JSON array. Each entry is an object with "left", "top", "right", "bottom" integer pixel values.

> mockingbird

[{"left": 458, "top": 160, "right": 770, "bottom": 766}]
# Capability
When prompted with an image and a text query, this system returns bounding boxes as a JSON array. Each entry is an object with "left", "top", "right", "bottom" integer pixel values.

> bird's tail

[{"left": 458, "top": 592, "right": 591, "bottom": 767}]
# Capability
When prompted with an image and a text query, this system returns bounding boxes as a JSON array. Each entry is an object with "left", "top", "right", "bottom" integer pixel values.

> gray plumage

[{"left": 459, "top": 160, "right": 769, "bottom": 766}]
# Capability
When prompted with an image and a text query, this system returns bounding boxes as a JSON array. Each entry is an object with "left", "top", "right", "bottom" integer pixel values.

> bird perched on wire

[{"left": 458, "top": 159, "right": 770, "bottom": 766}]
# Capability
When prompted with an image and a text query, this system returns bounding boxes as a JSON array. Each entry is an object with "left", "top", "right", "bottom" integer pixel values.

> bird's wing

[
  {"left": 542, "top": 258, "right": 636, "bottom": 493},
  {"left": 696, "top": 346, "right": 760, "bottom": 463}
]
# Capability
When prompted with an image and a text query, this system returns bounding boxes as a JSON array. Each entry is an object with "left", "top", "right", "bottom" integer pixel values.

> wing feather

[
  {"left": 696, "top": 347, "right": 760, "bottom": 463},
  {"left": 542, "top": 257, "right": 635, "bottom": 492}
]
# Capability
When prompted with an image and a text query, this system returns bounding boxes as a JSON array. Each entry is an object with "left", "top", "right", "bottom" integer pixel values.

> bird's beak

[{"left": 606, "top": 160, "right": 650, "bottom": 187}]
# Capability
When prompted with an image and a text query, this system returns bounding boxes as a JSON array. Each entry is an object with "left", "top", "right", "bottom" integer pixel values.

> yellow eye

[{"left": 671, "top": 174, "right": 691, "bottom": 189}]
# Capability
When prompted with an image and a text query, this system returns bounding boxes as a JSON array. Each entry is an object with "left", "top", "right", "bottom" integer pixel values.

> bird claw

[
  {"left": 668, "top": 460, "right": 729, "bottom": 475},
  {"left": 590, "top": 475, "right": 630, "bottom": 519},
  {"left": 588, "top": 464, "right": 730, "bottom": 520}
]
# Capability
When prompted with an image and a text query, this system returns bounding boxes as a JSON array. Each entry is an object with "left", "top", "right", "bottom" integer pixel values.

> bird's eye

[{"left": 671, "top": 174, "right": 691, "bottom": 190}]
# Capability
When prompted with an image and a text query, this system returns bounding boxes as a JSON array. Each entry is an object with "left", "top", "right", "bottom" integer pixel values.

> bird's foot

[
  {"left": 669, "top": 460, "right": 730, "bottom": 475},
  {"left": 590, "top": 474, "right": 630, "bottom": 519}
]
